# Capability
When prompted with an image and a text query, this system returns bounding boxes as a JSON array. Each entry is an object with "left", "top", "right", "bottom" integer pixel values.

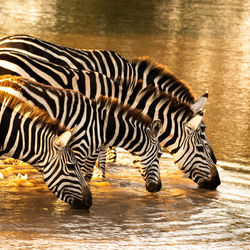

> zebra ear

[
  {"left": 54, "top": 126, "right": 76, "bottom": 148},
  {"left": 191, "top": 91, "right": 208, "bottom": 113},
  {"left": 150, "top": 120, "right": 162, "bottom": 139},
  {"left": 186, "top": 114, "right": 203, "bottom": 131}
]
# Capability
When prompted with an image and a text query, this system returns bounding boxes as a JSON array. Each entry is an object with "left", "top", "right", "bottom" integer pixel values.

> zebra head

[
  {"left": 172, "top": 93, "right": 221, "bottom": 190},
  {"left": 42, "top": 128, "right": 92, "bottom": 209},
  {"left": 134, "top": 120, "right": 163, "bottom": 193}
]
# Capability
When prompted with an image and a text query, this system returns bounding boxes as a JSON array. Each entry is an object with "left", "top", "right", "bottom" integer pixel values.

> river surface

[{"left": 0, "top": 0, "right": 249, "bottom": 249}]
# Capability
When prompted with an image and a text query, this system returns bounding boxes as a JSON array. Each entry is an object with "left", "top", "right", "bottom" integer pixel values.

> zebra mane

[
  {"left": 0, "top": 75, "right": 23, "bottom": 91},
  {"left": 131, "top": 56, "right": 195, "bottom": 102},
  {"left": 97, "top": 95, "right": 152, "bottom": 127},
  {"left": 0, "top": 87, "right": 65, "bottom": 134},
  {"left": 123, "top": 78, "right": 194, "bottom": 118}
]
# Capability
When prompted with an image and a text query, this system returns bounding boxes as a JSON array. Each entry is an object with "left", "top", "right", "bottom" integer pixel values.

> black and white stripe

[
  {"left": 0, "top": 34, "right": 135, "bottom": 81},
  {"left": 0, "top": 35, "right": 220, "bottom": 189},
  {"left": 0, "top": 35, "right": 213, "bottom": 147},
  {"left": 0, "top": 75, "right": 163, "bottom": 193},
  {"left": 0, "top": 49, "right": 122, "bottom": 97},
  {"left": 0, "top": 89, "right": 91, "bottom": 209},
  {"left": 0, "top": 35, "right": 194, "bottom": 103},
  {"left": 0, "top": 76, "right": 220, "bottom": 189}
]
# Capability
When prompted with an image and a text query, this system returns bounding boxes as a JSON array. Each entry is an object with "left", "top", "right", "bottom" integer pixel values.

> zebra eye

[
  {"left": 200, "top": 125, "right": 206, "bottom": 132},
  {"left": 197, "top": 146, "right": 204, "bottom": 152},
  {"left": 201, "top": 134, "right": 206, "bottom": 140}
]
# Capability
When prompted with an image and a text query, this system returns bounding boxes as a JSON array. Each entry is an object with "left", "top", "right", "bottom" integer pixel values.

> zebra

[
  {"left": 0, "top": 49, "right": 220, "bottom": 189},
  {"left": 0, "top": 37, "right": 220, "bottom": 189},
  {"left": 0, "top": 34, "right": 135, "bottom": 81},
  {"left": 0, "top": 34, "right": 193, "bottom": 103},
  {"left": 0, "top": 75, "right": 220, "bottom": 190},
  {"left": 0, "top": 90, "right": 92, "bottom": 209},
  {"left": 0, "top": 35, "right": 213, "bottom": 151},
  {"left": 0, "top": 75, "right": 163, "bottom": 193}
]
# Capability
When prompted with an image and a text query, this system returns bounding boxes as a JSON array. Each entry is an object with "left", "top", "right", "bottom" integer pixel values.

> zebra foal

[
  {"left": 0, "top": 90, "right": 92, "bottom": 209},
  {"left": 0, "top": 75, "right": 163, "bottom": 193}
]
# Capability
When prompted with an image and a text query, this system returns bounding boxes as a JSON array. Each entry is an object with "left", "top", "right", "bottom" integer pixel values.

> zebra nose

[
  {"left": 71, "top": 189, "right": 92, "bottom": 209},
  {"left": 146, "top": 180, "right": 162, "bottom": 193},
  {"left": 198, "top": 171, "right": 221, "bottom": 190}
]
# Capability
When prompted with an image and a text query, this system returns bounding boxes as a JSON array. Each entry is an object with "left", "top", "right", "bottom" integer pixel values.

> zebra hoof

[
  {"left": 146, "top": 181, "right": 162, "bottom": 193},
  {"left": 71, "top": 190, "right": 93, "bottom": 209}
]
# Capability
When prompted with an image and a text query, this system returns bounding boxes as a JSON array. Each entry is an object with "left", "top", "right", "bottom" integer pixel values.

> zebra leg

[
  {"left": 106, "top": 147, "right": 117, "bottom": 163},
  {"left": 82, "top": 154, "right": 98, "bottom": 182},
  {"left": 98, "top": 146, "right": 108, "bottom": 179}
]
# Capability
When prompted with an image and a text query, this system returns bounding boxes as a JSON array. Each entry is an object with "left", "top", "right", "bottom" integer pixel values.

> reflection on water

[
  {"left": 0, "top": 0, "right": 249, "bottom": 165},
  {"left": 0, "top": 151, "right": 249, "bottom": 249},
  {"left": 0, "top": 0, "right": 249, "bottom": 248}
]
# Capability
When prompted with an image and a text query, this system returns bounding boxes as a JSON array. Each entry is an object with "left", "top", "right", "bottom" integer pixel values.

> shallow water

[
  {"left": 0, "top": 0, "right": 249, "bottom": 166},
  {"left": 0, "top": 0, "right": 249, "bottom": 249},
  {"left": 0, "top": 151, "right": 249, "bottom": 249}
]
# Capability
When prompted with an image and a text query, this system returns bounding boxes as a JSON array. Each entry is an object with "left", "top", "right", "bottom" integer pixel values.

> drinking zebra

[
  {"left": 0, "top": 75, "right": 163, "bottom": 193},
  {"left": 0, "top": 35, "right": 214, "bottom": 155},
  {"left": 0, "top": 35, "right": 220, "bottom": 189},
  {"left": 0, "top": 90, "right": 92, "bottom": 209},
  {"left": 0, "top": 34, "right": 193, "bottom": 102},
  {"left": 0, "top": 75, "right": 220, "bottom": 189}
]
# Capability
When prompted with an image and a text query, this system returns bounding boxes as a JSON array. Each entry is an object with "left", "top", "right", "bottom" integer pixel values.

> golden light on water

[
  {"left": 0, "top": 157, "right": 43, "bottom": 190},
  {"left": 0, "top": 0, "right": 249, "bottom": 248}
]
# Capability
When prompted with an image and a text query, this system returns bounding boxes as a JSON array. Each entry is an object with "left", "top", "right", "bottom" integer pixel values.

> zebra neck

[
  {"left": 86, "top": 109, "right": 103, "bottom": 156},
  {"left": 159, "top": 111, "right": 187, "bottom": 154},
  {"left": 101, "top": 107, "right": 146, "bottom": 151},
  {"left": 132, "top": 58, "right": 195, "bottom": 104},
  {"left": 0, "top": 113, "right": 54, "bottom": 168}
]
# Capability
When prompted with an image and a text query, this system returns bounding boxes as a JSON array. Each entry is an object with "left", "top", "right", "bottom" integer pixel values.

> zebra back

[
  {"left": 0, "top": 49, "right": 130, "bottom": 99},
  {"left": 0, "top": 34, "right": 135, "bottom": 81}
]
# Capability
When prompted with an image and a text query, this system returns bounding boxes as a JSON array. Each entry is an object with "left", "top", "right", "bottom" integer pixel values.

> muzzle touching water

[
  {"left": 198, "top": 167, "right": 221, "bottom": 190},
  {"left": 71, "top": 188, "right": 93, "bottom": 209},
  {"left": 146, "top": 180, "right": 162, "bottom": 193}
]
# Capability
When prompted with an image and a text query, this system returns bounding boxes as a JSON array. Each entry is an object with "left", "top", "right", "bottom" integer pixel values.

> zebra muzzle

[
  {"left": 146, "top": 180, "right": 162, "bottom": 193},
  {"left": 198, "top": 168, "right": 221, "bottom": 190},
  {"left": 71, "top": 189, "right": 93, "bottom": 209}
]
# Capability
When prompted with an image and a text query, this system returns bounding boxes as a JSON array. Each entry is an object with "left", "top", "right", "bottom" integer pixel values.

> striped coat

[
  {"left": 0, "top": 35, "right": 220, "bottom": 189},
  {"left": 0, "top": 90, "right": 91, "bottom": 209},
  {"left": 0, "top": 75, "right": 163, "bottom": 193},
  {"left": 0, "top": 75, "right": 220, "bottom": 189}
]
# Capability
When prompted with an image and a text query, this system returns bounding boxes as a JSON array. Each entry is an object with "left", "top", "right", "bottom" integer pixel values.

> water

[
  {"left": 0, "top": 0, "right": 249, "bottom": 249},
  {"left": 0, "top": 152, "right": 249, "bottom": 249}
]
